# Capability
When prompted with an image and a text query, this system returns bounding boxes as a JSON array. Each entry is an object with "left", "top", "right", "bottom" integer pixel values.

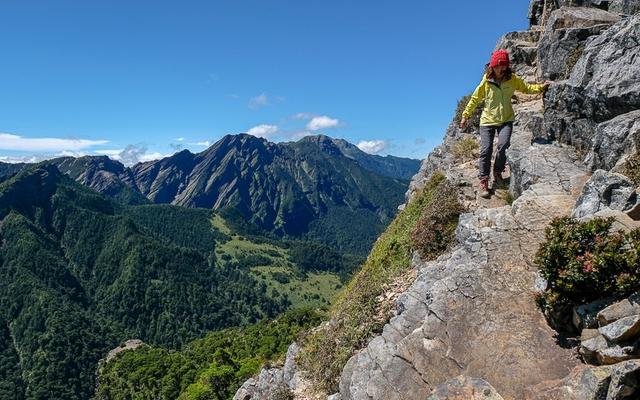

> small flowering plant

[{"left": 534, "top": 217, "right": 640, "bottom": 312}]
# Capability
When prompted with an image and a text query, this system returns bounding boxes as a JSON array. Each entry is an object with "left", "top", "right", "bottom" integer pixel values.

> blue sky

[{"left": 0, "top": 0, "right": 530, "bottom": 164}]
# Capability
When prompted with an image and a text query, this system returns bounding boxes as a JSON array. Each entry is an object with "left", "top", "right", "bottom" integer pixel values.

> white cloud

[
  {"left": 0, "top": 155, "right": 50, "bottom": 164},
  {"left": 57, "top": 150, "right": 88, "bottom": 158},
  {"left": 94, "top": 149, "right": 123, "bottom": 156},
  {"left": 175, "top": 137, "right": 185, "bottom": 142},
  {"left": 248, "top": 93, "right": 269, "bottom": 109},
  {"left": 293, "top": 112, "right": 316, "bottom": 120},
  {"left": 138, "top": 152, "right": 166, "bottom": 163},
  {"left": 357, "top": 140, "right": 387, "bottom": 154},
  {"left": 0, "top": 133, "right": 108, "bottom": 151},
  {"left": 247, "top": 124, "right": 279, "bottom": 138},
  {"left": 93, "top": 145, "right": 169, "bottom": 166},
  {"left": 291, "top": 131, "right": 313, "bottom": 140},
  {"left": 306, "top": 116, "right": 339, "bottom": 131}
]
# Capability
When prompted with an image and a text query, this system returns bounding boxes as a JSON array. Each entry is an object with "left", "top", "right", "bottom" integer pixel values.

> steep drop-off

[{"left": 231, "top": 3, "right": 640, "bottom": 399}]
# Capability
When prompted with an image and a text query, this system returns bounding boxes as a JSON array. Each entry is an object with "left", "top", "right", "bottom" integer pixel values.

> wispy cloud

[
  {"left": 0, "top": 133, "right": 108, "bottom": 151},
  {"left": 0, "top": 154, "right": 51, "bottom": 164},
  {"left": 291, "top": 131, "right": 313, "bottom": 140},
  {"left": 247, "top": 124, "right": 279, "bottom": 138},
  {"left": 93, "top": 145, "right": 169, "bottom": 166},
  {"left": 357, "top": 140, "right": 386, "bottom": 154},
  {"left": 189, "top": 141, "right": 212, "bottom": 147},
  {"left": 293, "top": 112, "right": 317, "bottom": 120},
  {"left": 248, "top": 93, "right": 269, "bottom": 109},
  {"left": 414, "top": 138, "right": 426, "bottom": 145},
  {"left": 175, "top": 137, "right": 185, "bottom": 142},
  {"left": 306, "top": 116, "right": 340, "bottom": 131}
]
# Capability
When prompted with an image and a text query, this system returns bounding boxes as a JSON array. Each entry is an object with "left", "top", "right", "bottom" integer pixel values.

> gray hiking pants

[{"left": 478, "top": 122, "right": 513, "bottom": 178}]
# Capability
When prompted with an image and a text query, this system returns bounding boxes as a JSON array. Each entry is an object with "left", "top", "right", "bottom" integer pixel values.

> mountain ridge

[{"left": 226, "top": 3, "right": 640, "bottom": 400}]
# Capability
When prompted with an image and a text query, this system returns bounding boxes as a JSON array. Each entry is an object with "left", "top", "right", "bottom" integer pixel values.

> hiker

[{"left": 460, "top": 49, "right": 550, "bottom": 199}]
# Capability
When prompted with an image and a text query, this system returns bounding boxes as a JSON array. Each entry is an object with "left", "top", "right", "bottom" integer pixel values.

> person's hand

[
  {"left": 542, "top": 80, "right": 553, "bottom": 91},
  {"left": 460, "top": 117, "right": 467, "bottom": 129}
]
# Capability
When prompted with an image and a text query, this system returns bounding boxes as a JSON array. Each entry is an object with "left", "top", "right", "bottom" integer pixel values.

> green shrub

[
  {"left": 452, "top": 135, "right": 480, "bottom": 163},
  {"left": 411, "top": 182, "right": 465, "bottom": 260},
  {"left": 534, "top": 217, "right": 640, "bottom": 314},
  {"left": 298, "top": 173, "right": 458, "bottom": 393}
]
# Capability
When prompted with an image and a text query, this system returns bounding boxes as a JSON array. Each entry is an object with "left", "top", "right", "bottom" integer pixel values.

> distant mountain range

[
  {"left": 0, "top": 134, "right": 420, "bottom": 254},
  {"left": 0, "top": 136, "right": 419, "bottom": 399}
]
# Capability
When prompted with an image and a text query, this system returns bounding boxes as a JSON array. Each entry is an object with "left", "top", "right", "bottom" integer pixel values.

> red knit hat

[{"left": 489, "top": 50, "right": 510, "bottom": 68}]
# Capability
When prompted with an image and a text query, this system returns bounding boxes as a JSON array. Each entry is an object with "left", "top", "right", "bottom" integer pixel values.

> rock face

[
  {"left": 338, "top": 96, "right": 585, "bottom": 399},
  {"left": 526, "top": 361, "right": 640, "bottom": 400},
  {"left": 426, "top": 376, "right": 504, "bottom": 400},
  {"left": 572, "top": 169, "right": 639, "bottom": 218},
  {"left": 586, "top": 110, "right": 640, "bottom": 172},
  {"left": 234, "top": 368, "right": 291, "bottom": 400},
  {"left": 51, "top": 156, "right": 148, "bottom": 205},
  {"left": 335, "top": 4, "right": 640, "bottom": 400},
  {"left": 495, "top": 30, "right": 541, "bottom": 79},
  {"left": 544, "top": 14, "right": 640, "bottom": 157},
  {"left": 234, "top": 2, "right": 640, "bottom": 399},
  {"left": 610, "top": 0, "right": 640, "bottom": 14},
  {"left": 537, "top": 7, "right": 619, "bottom": 80}
]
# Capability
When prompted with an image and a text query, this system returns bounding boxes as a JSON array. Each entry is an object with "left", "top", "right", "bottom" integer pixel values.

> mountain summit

[{"left": 1, "top": 134, "right": 419, "bottom": 253}]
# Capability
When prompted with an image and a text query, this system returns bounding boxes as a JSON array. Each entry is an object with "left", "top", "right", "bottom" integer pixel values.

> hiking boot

[
  {"left": 479, "top": 177, "right": 490, "bottom": 198},
  {"left": 493, "top": 171, "right": 506, "bottom": 189}
]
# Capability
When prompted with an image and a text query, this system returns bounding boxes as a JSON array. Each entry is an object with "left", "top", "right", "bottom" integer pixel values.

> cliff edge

[{"left": 235, "top": 2, "right": 640, "bottom": 399}]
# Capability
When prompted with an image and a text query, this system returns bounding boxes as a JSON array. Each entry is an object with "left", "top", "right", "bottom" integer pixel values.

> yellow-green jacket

[{"left": 462, "top": 74, "right": 545, "bottom": 126}]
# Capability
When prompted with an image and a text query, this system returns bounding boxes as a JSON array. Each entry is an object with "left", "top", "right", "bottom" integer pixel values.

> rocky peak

[
  {"left": 233, "top": 2, "right": 640, "bottom": 399},
  {"left": 298, "top": 134, "right": 344, "bottom": 157}
]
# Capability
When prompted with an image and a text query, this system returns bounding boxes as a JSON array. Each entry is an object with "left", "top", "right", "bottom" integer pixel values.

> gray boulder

[
  {"left": 282, "top": 343, "right": 300, "bottom": 389},
  {"left": 609, "top": 0, "right": 640, "bottom": 15},
  {"left": 599, "top": 315, "right": 640, "bottom": 343},
  {"left": 537, "top": 7, "right": 620, "bottom": 80},
  {"left": 528, "top": 0, "right": 617, "bottom": 27},
  {"left": 495, "top": 30, "right": 541, "bottom": 79},
  {"left": 527, "top": 360, "right": 640, "bottom": 399},
  {"left": 598, "top": 293, "right": 640, "bottom": 326},
  {"left": 546, "top": 6, "right": 620, "bottom": 30},
  {"left": 581, "top": 334, "right": 610, "bottom": 364},
  {"left": 234, "top": 368, "right": 287, "bottom": 400},
  {"left": 607, "top": 360, "right": 640, "bottom": 399},
  {"left": 544, "top": 15, "right": 640, "bottom": 153},
  {"left": 598, "top": 344, "right": 638, "bottom": 365},
  {"left": 572, "top": 169, "right": 638, "bottom": 218},
  {"left": 586, "top": 110, "right": 640, "bottom": 172}
]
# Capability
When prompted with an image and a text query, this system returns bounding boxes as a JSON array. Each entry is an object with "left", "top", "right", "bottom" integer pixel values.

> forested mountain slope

[{"left": 0, "top": 164, "right": 316, "bottom": 399}]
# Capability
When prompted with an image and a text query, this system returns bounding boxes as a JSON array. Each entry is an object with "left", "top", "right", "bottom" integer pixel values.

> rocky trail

[{"left": 234, "top": 3, "right": 640, "bottom": 399}]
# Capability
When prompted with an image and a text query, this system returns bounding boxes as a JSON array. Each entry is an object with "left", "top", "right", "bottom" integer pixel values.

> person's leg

[
  {"left": 478, "top": 126, "right": 496, "bottom": 198},
  {"left": 478, "top": 126, "right": 496, "bottom": 178},
  {"left": 493, "top": 122, "right": 513, "bottom": 176}
]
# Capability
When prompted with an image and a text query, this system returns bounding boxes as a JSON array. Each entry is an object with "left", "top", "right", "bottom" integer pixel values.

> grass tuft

[{"left": 298, "top": 172, "right": 460, "bottom": 393}]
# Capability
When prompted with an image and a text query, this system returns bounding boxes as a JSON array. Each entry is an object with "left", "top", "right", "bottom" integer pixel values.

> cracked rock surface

[{"left": 338, "top": 97, "right": 585, "bottom": 400}]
